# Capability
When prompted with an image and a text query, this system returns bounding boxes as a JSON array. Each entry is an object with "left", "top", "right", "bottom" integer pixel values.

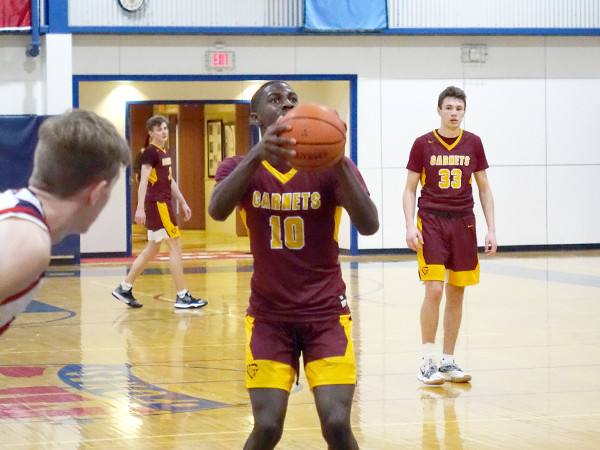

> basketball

[{"left": 280, "top": 104, "right": 347, "bottom": 171}]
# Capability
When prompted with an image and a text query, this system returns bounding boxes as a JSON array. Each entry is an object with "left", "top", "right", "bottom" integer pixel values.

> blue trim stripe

[
  {"left": 73, "top": 74, "right": 355, "bottom": 82},
  {"left": 349, "top": 77, "right": 358, "bottom": 256},
  {"left": 64, "top": 26, "right": 600, "bottom": 36},
  {"left": 47, "top": 0, "right": 68, "bottom": 33},
  {"left": 381, "top": 27, "right": 600, "bottom": 36}
]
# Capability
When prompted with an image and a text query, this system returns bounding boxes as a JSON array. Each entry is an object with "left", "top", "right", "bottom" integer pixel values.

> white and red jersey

[{"left": 0, "top": 188, "right": 49, "bottom": 336}]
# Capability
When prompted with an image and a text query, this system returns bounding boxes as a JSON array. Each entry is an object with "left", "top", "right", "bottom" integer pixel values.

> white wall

[
  {"left": 0, "top": 35, "right": 45, "bottom": 115},
  {"left": 2, "top": 33, "right": 599, "bottom": 253}
]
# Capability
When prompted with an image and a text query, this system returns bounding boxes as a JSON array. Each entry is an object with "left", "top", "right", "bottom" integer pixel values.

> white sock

[
  {"left": 120, "top": 282, "right": 132, "bottom": 291},
  {"left": 177, "top": 289, "right": 188, "bottom": 298},
  {"left": 441, "top": 354, "right": 454, "bottom": 366},
  {"left": 422, "top": 343, "right": 435, "bottom": 366}
]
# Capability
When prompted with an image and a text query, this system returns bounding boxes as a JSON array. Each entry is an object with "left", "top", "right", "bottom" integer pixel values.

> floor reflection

[{"left": 420, "top": 383, "right": 471, "bottom": 450}]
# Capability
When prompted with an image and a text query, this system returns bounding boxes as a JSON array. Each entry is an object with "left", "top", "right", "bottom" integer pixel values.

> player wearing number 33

[
  {"left": 403, "top": 86, "right": 498, "bottom": 386},
  {"left": 208, "top": 81, "right": 379, "bottom": 450}
]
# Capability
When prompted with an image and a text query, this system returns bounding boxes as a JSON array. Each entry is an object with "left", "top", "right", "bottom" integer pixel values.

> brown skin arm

[
  {"left": 208, "top": 119, "right": 295, "bottom": 222},
  {"left": 333, "top": 158, "right": 379, "bottom": 236}
]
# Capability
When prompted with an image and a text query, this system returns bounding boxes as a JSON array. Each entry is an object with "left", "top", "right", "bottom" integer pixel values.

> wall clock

[{"left": 118, "top": 0, "right": 145, "bottom": 12}]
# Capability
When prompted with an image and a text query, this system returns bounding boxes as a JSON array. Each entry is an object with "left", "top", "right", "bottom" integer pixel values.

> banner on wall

[
  {"left": 0, "top": 0, "right": 31, "bottom": 30},
  {"left": 304, "top": 0, "right": 388, "bottom": 31}
]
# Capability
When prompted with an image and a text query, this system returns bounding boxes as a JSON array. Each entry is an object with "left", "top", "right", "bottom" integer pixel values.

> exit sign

[{"left": 206, "top": 51, "right": 235, "bottom": 71}]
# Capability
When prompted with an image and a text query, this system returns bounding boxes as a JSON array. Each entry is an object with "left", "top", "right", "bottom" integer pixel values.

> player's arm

[
  {"left": 0, "top": 218, "right": 50, "bottom": 302},
  {"left": 473, "top": 170, "right": 497, "bottom": 256},
  {"left": 134, "top": 164, "right": 152, "bottom": 225},
  {"left": 208, "top": 120, "right": 295, "bottom": 221},
  {"left": 334, "top": 159, "right": 379, "bottom": 236},
  {"left": 170, "top": 179, "right": 191, "bottom": 221},
  {"left": 403, "top": 170, "right": 423, "bottom": 252}
]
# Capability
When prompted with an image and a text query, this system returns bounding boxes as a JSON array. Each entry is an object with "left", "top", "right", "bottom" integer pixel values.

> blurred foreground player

[
  {"left": 403, "top": 86, "right": 497, "bottom": 385},
  {"left": 209, "top": 81, "right": 379, "bottom": 450},
  {"left": 0, "top": 109, "right": 130, "bottom": 336}
]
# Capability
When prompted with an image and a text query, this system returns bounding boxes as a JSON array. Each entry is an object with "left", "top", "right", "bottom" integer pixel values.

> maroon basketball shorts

[
  {"left": 145, "top": 200, "right": 180, "bottom": 241},
  {"left": 245, "top": 314, "right": 356, "bottom": 392},
  {"left": 416, "top": 209, "right": 480, "bottom": 286}
]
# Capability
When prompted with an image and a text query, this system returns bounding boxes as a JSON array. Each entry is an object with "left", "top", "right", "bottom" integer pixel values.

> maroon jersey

[
  {"left": 215, "top": 156, "right": 369, "bottom": 323},
  {"left": 407, "top": 129, "right": 488, "bottom": 214},
  {"left": 141, "top": 144, "right": 172, "bottom": 202}
]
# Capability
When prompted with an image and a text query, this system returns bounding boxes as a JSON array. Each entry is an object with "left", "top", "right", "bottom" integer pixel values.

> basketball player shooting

[{"left": 208, "top": 81, "right": 379, "bottom": 450}]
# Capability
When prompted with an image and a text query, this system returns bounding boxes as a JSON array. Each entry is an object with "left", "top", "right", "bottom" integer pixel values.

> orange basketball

[{"left": 280, "top": 104, "right": 347, "bottom": 171}]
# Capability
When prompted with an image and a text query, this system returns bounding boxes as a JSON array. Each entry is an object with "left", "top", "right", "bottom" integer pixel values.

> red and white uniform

[{"left": 0, "top": 189, "right": 49, "bottom": 336}]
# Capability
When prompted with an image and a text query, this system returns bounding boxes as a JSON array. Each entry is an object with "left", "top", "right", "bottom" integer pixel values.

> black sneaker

[
  {"left": 112, "top": 286, "right": 143, "bottom": 308},
  {"left": 174, "top": 292, "right": 207, "bottom": 309}
]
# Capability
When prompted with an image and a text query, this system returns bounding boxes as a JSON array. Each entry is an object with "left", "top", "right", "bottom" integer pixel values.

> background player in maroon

[
  {"left": 112, "top": 115, "right": 206, "bottom": 309},
  {"left": 403, "top": 86, "right": 497, "bottom": 386},
  {"left": 209, "top": 81, "right": 379, "bottom": 450},
  {"left": 0, "top": 109, "right": 130, "bottom": 337}
]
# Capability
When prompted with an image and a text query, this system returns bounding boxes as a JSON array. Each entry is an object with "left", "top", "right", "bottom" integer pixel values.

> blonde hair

[{"left": 29, "top": 109, "right": 130, "bottom": 198}]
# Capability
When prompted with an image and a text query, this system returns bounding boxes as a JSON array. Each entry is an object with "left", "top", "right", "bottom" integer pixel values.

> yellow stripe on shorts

[
  {"left": 157, "top": 202, "right": 180, "bottom": 238},
  {"left": 448, "top": 262, "right": 480, "bottom": 287},
  {"left": 245, "top": 316, "right": 296, "bottom": 392},
  {"left": 304, "top": 314, "right": 356, "bottom": 389}
]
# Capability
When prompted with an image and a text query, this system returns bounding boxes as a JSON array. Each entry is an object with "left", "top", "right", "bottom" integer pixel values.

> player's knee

[
  {"left": 320, "top": 415, "right": 353, "bottom": 446},
  {"left": 253, "top": 420, "right": 284, "bottom": 447},
  {"left": 425, "top": 283, "right": 444, "bottom": 302},
  {"left": 168, "top": 237, "right": 182, "bottom": 253},
  {"left": 144, "top": 241, "right": 161, "bottom": 257}
]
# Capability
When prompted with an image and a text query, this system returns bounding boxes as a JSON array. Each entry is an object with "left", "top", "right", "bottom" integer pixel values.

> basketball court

[{"left": 1, "top": 242, "right": 599, "bottom": 448}]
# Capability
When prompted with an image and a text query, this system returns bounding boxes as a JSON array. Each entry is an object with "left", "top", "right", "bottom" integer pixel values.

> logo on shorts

[
  {"left": 422, "top": 266, "right": 429, "bottom": 275},
  {"left": 247, "top": 364, "right": 258, "bottom": 379}
]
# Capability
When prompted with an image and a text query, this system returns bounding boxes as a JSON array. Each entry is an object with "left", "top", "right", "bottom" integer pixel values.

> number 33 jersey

[
  {"left": 407, "top": 129, "right": 489, "bottom": 214},
  {"left": 215, "top": 156, "right": 369, "bottom": 323}
]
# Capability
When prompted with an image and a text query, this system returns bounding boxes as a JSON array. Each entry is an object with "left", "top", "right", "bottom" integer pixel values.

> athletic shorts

[
  {"left": 145, "top": 200, "right": 180, "bottom": 242},
  {"left": 416, "top": 209, "right": 479, "bottom": 286},
  {"left": 245, "top": 314, "right": 356, "bottom": 392}
]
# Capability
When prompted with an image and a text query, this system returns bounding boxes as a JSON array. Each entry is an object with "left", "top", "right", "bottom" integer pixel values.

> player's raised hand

[{"left": 253, "top": 117, "right": 296, "bottom": 167}]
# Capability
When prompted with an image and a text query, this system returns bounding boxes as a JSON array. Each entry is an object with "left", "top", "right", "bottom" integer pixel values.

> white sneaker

[
  {"left": 439, "top": 363, "right": 472, "bottom": 383},
  {"left": 418, "top": 360, "right": 445, "bottom": 386}
]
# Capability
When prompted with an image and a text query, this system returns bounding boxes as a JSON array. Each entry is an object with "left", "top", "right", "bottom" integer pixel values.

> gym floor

[{"left": 1, "top": 235, "right": 599, "bottom": 449}]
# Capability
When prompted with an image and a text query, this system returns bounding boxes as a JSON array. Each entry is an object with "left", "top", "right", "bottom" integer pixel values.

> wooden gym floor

[{"left": 1, "top": 232, "right": 599, "bottom": 449}]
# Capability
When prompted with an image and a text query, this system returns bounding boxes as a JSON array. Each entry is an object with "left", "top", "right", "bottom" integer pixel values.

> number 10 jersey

[{"left": 215, "top": 156, "right": 369, "bottom": 323}]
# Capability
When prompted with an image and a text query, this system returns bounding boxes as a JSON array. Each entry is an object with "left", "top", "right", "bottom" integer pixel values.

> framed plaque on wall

[{"left": 207, "top": 119, "right": 225, "bottom": 177}]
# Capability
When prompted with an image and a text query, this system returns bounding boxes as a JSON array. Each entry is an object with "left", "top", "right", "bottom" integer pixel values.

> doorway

[
  {"left": 127, "top": 100, "right": 252, "bottom": 255},
  {"left": 74, "top": 76, "right": 356, "bottom": 257}
]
